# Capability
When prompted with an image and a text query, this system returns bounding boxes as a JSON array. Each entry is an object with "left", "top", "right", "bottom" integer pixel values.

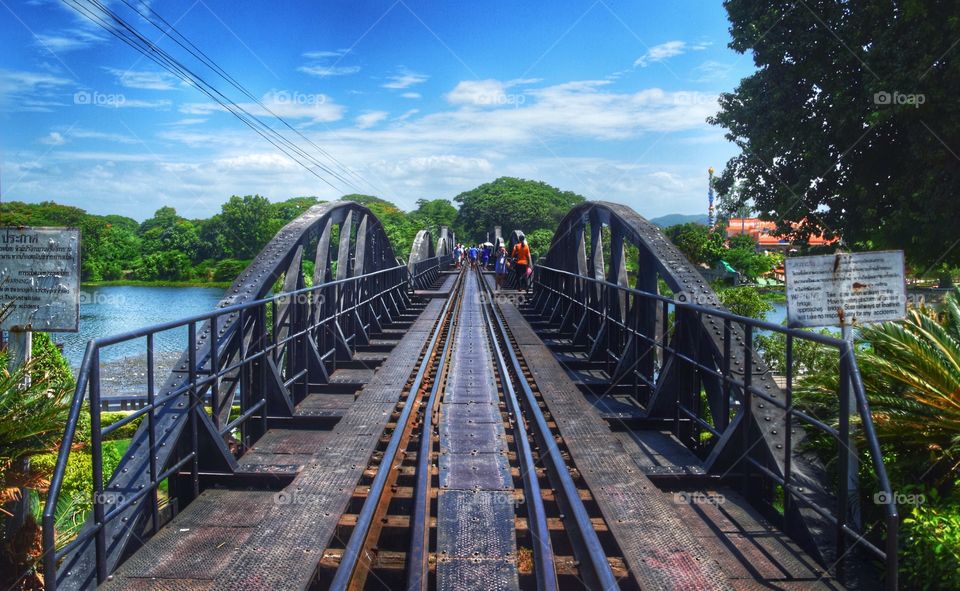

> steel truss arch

[{"left": 49, "top": 201, "right": 413, "bottom": 590}]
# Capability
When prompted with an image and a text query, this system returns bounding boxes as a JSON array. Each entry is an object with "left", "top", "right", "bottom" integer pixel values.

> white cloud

[
  {"left": 446, "top": 79, "right": 508, "bottom": 106},
  {"left": 168, "top": 118, "right": 208, "bottom": 126},
  {"left": 383, "top": 70, "right": 428, "bottom": 89},
  {"left": 104, "top": 98, "right": 172, "bottom": 109},
  {"left": 401, "top": 92, "right": 421, "bottom": 99},
  {"left": 634, "top": 40, "right": 697, "bottom": 67},
  {"left": 40, "top": 132, "right": 65, "bottom": 146},
  {"left": 302, "top": 50, "right": 348, "bottom": 59},
  {"left": 298, "top": 65, "right": 361, "bottom": 77},
  {"left": 446, "top": 78, "right": 540, "bottom": 107},
  {"left": 68, "top": 129, "right": 139, "bottom": 144},
  {"left": 0, "top": 69, "right": 72, "bottom": 112},
  {"left": 181, "top": 91, "right": 344, "bottom": 123},
  {"left": 693, "top": 60, "right": 735, "bottom": 83},
  {"left": 394, "top": 109, "right": 419, "bottom": 121},
  {"left": 356, "top": 111, "right": 389, "bottom": 129},
  {"left": 298, "top": 49, "right": 360, "bottom": 77},
  {"left": 34, "top": 29, "right": 104, "bottom": 52},
  {"left": 104, "top": 68, "right": 179, "bottom": 90},
  {"left": 215, "top": 153, "right": 298, "bottom": 171}
]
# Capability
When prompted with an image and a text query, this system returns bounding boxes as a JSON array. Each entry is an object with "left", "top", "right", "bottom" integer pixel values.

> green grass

[{"left": 82, "top": 279, "right": 232, "bottom": 288}]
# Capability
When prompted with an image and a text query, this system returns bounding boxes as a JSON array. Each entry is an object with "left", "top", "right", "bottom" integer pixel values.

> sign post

[
  {"left": 1, "top": 226, "right": 81, "bottom": 377},
  {"left": 0, "top": 226, "right": 81, "bottom": 537},
  {"left": 785, "top": 250, "right": 907, "bottom": 532}
]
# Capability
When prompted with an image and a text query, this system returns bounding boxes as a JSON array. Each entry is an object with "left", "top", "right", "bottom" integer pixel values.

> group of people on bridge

[{"left": 452, "top": 237, "right": 532, "bottom": 292}]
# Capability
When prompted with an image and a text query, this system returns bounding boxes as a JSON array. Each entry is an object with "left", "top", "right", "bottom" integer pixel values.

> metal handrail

[
  {"left": 533, "top": 263, "right": 898, "bottom": 588},
  {"left": 42, "top": 264, "right": 409, "bottom": 590}
]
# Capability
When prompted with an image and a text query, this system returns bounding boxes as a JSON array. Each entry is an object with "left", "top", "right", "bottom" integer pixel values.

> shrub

[
  {"left": 213, "top": 258, "right": 250, "bottom": 282},
  {"left": 901, "top": 499, "right": 960, "bottom": 590},
  {"left": 716, "top": 286, "right": 774, "bottom": 319}
]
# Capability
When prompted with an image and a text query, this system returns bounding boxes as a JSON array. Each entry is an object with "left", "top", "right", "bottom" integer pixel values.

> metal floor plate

[
  {"left": 439, "top": 421, "right": 508, "bottom": 454},
  {"left": 438, "top": 451, "right": 511, "bottom": 491},
  {"left": 436, "top": 490, "right": 517, "bottom": 559},
  {"left": 441, "top": 401, "right": 502, "bottom": 424},
  {"left": 436, "top": 558, "right": 520, "bottom": 591}
]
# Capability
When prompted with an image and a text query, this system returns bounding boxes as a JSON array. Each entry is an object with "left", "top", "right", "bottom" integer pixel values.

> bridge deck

[
  {"left": 102, "top": 299, "right": 446, "bottom": 591},
  {"left": 498, "top": 297, "right": 842, "bottom": 590},
  {"left": 100, "top": 275, "right": 840, "bottom": 591}
]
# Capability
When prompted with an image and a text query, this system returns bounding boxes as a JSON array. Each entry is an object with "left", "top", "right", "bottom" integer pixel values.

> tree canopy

[
  {"left": 453, "top": 177, "right": 585, "bottom": 242},
  {"left": 2, "top": 177, "right": 592, "bottom": 282},
  {"left": 711, "top": 0, "right": 960, "bottom": 267}
]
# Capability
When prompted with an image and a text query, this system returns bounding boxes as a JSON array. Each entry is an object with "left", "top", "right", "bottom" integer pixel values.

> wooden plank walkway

[
  {"left": 103, "top": 299, "right": 446, "bottom": 591},
  {"left": 497, "top": 299, "right": 842, "bottom": 591}
]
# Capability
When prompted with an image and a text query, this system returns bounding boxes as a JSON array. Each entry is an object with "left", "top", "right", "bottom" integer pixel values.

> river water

[{"left": 52, "top": 285, "right": 225, "bottom": 368}]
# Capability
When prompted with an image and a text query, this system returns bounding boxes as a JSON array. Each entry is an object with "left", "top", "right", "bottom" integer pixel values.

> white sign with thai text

[
  {"left": 0, "top": 227, "right": 81, "bottom": 331},
  {"left": 785, "top": 251, "right": 906, "bottom": 328}
]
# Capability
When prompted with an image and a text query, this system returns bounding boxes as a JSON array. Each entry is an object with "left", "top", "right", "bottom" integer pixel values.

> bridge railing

[
  {"left": 42, "top": 263, "right": 408, "bottom": 590},
  {"left": 409, "top": 254, "right": 450, "bottom": 290},
  {"left": 531, "top": 264, "right": 898, "bottom": 588}
]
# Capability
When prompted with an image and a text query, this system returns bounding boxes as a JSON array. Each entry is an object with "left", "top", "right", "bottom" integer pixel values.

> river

[{"left": 52, "top": 285, "right": 225, "bottom": 368}]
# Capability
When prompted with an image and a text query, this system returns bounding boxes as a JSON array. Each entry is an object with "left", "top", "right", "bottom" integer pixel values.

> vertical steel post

[
  {"left": 89, "top": 348, "right": 106, "bottom": 584},
  {"left": 146, "top": 334, "right": 160, "bottom": 534},
  {"left": 187, "top": 322, "right": 199, "bottom": 499}
]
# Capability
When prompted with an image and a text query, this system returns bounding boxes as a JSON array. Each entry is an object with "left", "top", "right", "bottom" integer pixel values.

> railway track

[{"left": 319, "top": 268, "right": 639, "bottom": 590}]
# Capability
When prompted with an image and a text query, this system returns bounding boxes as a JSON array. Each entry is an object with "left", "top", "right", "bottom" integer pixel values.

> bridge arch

[
  {"left": 48, "top": 200, "right": 416, "bottom": 589},
  {"left": 532, "top": 201, "right": 882, "bottom": 567}
]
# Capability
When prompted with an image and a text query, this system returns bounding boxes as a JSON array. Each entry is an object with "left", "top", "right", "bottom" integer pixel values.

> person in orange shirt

[{"left": 511, "top": 237, "right": 531, "bottom": 292}]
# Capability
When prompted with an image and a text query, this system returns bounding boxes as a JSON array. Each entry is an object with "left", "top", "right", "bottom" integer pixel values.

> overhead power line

[{"left": 63, "top": 0, "right": 380, "bottom": 195}]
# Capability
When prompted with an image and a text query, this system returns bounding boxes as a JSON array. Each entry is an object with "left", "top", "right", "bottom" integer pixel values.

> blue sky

[{"left": 0, "top": 0, "right": 756, "bottom": 221}]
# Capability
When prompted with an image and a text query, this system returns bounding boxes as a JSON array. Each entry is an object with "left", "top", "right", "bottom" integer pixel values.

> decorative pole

[{"left": 707, "top": 166, "right": 715, "bottom": 228}]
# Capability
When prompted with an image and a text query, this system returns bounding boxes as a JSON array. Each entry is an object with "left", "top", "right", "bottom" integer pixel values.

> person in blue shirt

[
  {"left": 468, "top": 245, "right": 478, "bottom": 268},
  {"left": 494, "top": 246, "right": 509, "bottom": 290},
  {"left": 480, "top": 244, "right": 491, "bottom": 269}
]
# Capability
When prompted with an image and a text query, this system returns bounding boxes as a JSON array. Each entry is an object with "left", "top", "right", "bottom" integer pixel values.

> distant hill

[{"left": 648, "top": 213, "right": 709, "bottom": 228}]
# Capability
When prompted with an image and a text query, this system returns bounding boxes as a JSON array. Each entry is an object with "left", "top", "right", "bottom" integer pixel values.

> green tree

[
  {"left": 410, "top": 198, "right": 459, "bottom": 241},
  {"left": 271, "top": 196, "right": 321, "bottom": 222},
  {"left": 724, "top": 234, "right": 776, "bottom": 281},
  {"left": 139, "top": 207, "right": 200, "bottom": 261},
  {"left": 524, "top": 228, "right": 555, "bottom": 262},
  {"left": 217, "top": 195, "right": 278, "bottom": 259},
  {"left": 341, "top": 194, "right": 419, "bottom": 257},
  {"left": 453, "top": 177, "right": 585, "bottom": 242},
  {"left": 711, "top": 0, "right": 960, "bottom": 267},
  {"left": 716, "top": 286, "right": 774, "bottom": 319},
  {"left": 664, "top": 223, "right": 725, "bottom": 266}
]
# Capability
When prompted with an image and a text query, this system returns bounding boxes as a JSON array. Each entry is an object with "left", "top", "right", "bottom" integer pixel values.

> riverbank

[{"left": 83, "top": 279, "right": 233, "bottom": 289}]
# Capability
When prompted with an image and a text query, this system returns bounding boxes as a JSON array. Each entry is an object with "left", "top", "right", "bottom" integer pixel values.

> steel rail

[
  {"left": 480, "top": 275, "right": 620, "bottom": 590},
  {"left": 329, "top": 270, "right": 465, "bottom": 590},
  {"left": 476, "top": 269, "right": 559, "bottom": 590},
  {"left": 405, "top": 270, "right": 465, "bottom": 589}
]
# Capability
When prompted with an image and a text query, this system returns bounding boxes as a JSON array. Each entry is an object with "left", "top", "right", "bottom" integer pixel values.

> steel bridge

[{"left": 42, "top": 201, "right": 898, "bottom": 590}]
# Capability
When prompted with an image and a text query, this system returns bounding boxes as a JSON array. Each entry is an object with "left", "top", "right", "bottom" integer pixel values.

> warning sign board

[
  {"left": 0, "top": 227, "right": 81, "bottom": 332},
  {"left": 785, "top": 251, "right": 906, "bottom": 328}
]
